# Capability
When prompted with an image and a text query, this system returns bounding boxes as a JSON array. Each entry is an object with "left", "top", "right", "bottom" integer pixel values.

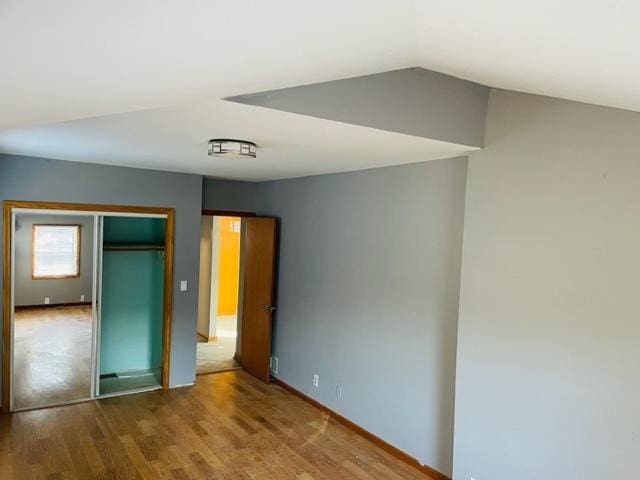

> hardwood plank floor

[
  {"left": 0, "top": 370, "right": 435, "bottom": 479},
  {"left": 13, "top": 306, "right": 92, "bottom": 410}
]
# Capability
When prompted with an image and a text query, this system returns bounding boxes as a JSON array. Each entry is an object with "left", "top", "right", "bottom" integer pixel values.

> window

[{"left": 32, "top": 225, "right": 81, "bottom": 279}]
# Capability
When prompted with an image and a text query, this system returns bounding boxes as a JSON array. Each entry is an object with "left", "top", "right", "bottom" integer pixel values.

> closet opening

[
  {"left": 196, "top": 215, "right": 242, "bottom": 375},
  {"left": 2, "top": 200, "right": 174, "bottom": 413},
  {"left": 98, "top": 215, "right": 167, "bottom": 395}
]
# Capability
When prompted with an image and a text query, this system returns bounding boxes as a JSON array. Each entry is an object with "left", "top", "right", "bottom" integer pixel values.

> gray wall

[
  {"left": 0, "top": 153, "right": 203, "bottom": 400},
  {"left": 14, "top": 214, "right": 94, "bottom": 306},
  {"left": 203, "top": 178, "right": 256, "bottom": 213},
  {"left": 227, "top": 67, "right": 490, "bottom": 147},
  {"left": 454, "top": 90, "right": 640, "bottom": 479},
  {"left": 255, "top": 158, "right": 468, "bottom": 476}
]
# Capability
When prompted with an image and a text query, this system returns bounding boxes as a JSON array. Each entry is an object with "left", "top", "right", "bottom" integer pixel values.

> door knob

[{"left": 262, "top": 305, "right": 276, "bottom": 312}]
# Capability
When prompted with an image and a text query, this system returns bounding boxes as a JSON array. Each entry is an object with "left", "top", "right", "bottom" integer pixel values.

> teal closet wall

[
  {"left": 103, "top": 216, "right": 165, "bottom": 244},
  {"left": 100, "top": 217, "right": 165, "bottom": 374}
]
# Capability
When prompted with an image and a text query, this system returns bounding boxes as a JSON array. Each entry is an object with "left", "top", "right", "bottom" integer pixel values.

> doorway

[
  {"left": 196, "top": 216, "right": 242, "bottom": 374},
  {"left": 2, "top": 200, "right": 174, "bottom": 413},
  {"left": 197, "top": 212, "right": 277, "bottom": 382}
]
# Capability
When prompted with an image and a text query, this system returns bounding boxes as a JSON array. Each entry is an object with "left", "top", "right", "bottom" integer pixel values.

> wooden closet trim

[{"left": 2, "top": 200, "right": 176, "bottom": 413}]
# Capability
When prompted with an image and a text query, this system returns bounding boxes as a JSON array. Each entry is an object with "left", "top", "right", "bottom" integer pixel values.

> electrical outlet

[
  {"left": 180, "top": 280, "right": 188, "bottom": 291},
  {"left": 313, "top": 374, "right": 319, "bottom": 388},
  {"left": 336, "top": 385, "right": 343, "bottom": 399},
  {"left": 44, "top": 297, "right": 50, "bottom": 305},
  {"left": 80, "top": 294, "right": 85, "bottom": 302},
  {"left": 270, "top": 356, "right": 279, "bottom": 374}
]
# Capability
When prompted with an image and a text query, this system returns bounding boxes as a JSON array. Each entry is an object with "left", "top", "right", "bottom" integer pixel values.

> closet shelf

[{"left": 103, "top": 243, "right": 165, "bottom": 251}]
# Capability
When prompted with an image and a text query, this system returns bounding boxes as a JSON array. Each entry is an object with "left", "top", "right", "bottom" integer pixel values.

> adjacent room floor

[
  {"left": 0, "top": 370, "right": 433, "bottom": 479},
  {"left": 13, "top": 306, "right": 92, "bottom": 410},
  {"left": 196, "top": 314, "right": 240, "bottom": 375}
]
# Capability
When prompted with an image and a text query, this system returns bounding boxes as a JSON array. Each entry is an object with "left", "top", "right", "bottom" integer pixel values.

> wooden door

[{"left": 239, "top": 217, "right": 276, "bottom": 382}]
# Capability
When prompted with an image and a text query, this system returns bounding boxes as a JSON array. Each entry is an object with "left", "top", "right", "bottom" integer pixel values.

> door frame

[{"left": 2, "top": 200, "right": 175, "bottom": 413}]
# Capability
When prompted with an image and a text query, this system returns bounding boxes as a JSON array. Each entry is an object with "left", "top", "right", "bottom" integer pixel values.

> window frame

[{"left": 31, "top": 224, "right": 81, "bottom": 280}]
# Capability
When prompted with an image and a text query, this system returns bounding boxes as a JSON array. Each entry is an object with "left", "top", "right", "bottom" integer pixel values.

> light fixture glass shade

[{"left": 208, "top": 139, "right": 256, "bottom": 158}]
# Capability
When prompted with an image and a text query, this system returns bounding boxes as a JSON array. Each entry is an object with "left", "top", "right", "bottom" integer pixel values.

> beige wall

[
  {"left": 197, "top": 216, "right": 213, "bottom": 338},
  {"left": 454, "top": 89, "right": 640, "bottom": 479}
]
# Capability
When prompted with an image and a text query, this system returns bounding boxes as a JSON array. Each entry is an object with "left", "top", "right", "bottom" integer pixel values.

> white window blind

[{"left": 32, "top": 225, "right": 80, "bottom": 278}]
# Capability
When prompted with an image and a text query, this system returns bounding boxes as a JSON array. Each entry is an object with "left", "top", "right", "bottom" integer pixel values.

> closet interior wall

[{"left": 98, "top": 216, "right": 166, "bottom": 396}]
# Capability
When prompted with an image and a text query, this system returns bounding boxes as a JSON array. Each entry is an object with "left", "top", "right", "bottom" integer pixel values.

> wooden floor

[
  {"left": 0, "top": 370, "right": 434, "bottom": 480},
  {"left": 13, "top": 306, "right": 93, "bottom": 410}
]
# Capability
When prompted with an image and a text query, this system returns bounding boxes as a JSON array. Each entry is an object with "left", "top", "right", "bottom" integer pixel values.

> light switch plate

[{"left": 180, "top": 280, "right": 188, "bottom": 291}]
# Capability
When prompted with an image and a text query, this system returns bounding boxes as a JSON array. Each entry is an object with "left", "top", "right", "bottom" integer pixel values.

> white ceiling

[
  {"left": 0, "top": 99, "right": 473, "bottom": 181},
  {"left": 413, "top": 1, "right": 640, "bottom": 113},
  {"left": 0, "top": 0, "right": 416, "bottom": 131},
  {"left": 2, "top": 0, "right": 640, "bottom": 180}
]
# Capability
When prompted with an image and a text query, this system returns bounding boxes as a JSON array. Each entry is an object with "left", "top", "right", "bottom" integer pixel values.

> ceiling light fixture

[{"left": 208, "top": 139, "right": 257, "bottom": 158}]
